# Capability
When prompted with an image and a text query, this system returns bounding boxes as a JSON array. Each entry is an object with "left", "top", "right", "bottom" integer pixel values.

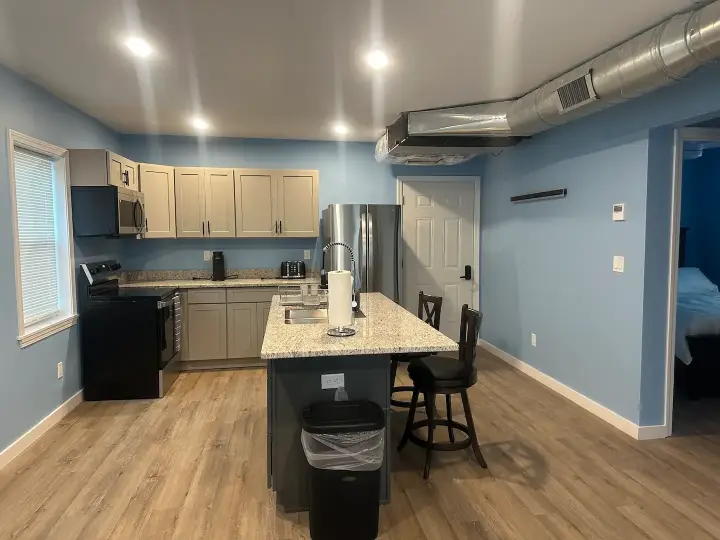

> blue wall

[
  {"left": 0, "top": 65, "right": 119, "bottom": 454},
  {"left": 680, "top": 148, "right": 720, "bottom": 283},
  {"left": 481, "top": 66, "right": 720, "bottom": 427},
  {"left": 118, "top": 135, "right": 481, "bottom": 271}
]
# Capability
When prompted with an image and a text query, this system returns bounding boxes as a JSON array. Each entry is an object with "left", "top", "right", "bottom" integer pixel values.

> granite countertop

[
  {"left": 119, "top": 277, "right": 320, "bottom": 289},
  {"left": 260, "top": 292, "right": 458, "bottom": 359}
]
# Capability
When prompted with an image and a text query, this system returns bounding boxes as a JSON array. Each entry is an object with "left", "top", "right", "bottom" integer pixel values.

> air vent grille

[{"left": 556, "top": 73, "right": 597, "bottom": 113}]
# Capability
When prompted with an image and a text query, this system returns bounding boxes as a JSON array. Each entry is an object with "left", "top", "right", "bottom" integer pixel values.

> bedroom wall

[
  {"left": 679, "top": 147, "right": 720, "bottom": 283},
  {"left": 118, "top": 135, "right": 482, "bottom": 272},
  {"left": 481, "top": 65, "right": 720, "bottom": 428},
  {"left": 0, "top": 64, "right": 120, "bottom": 455}
]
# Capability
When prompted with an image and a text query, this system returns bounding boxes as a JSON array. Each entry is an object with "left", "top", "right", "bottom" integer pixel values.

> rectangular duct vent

[{"left": 556, "top": 73, "right": 597, "bottom": 113}]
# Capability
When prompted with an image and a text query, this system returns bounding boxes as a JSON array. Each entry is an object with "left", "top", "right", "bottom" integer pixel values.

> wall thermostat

[{"left": 613, "top": 203, "right": 625, "bottom": 221}]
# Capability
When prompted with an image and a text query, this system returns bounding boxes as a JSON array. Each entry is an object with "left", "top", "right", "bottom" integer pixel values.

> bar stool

[
  {"left": 390, "top": 291, "right": 443, "bottom": 408},
  {"left": 397, "top": 305, "right": 487, "bottom": 479}
]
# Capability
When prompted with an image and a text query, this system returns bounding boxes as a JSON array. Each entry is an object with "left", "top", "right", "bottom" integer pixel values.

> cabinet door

[
  {"left": 256, "top": 302, "right": 272, "bottom": 353},
  {"left": 175, "top": 167, "right": 206, "bottom": 238},
  {"left": 227, "top": 303, "right": 259, "bottom": 359},
  {"left": 234, "top": 169, "right": 275, "bottom": 237},
  {"left": 205, "top": 168, "right": 236, "bottom": 238},
  {"left": 123, "top": 158, "right": 139, "bottom": 191},
  {"left": 140, "top": 164, "right": 176, "bottom": 238},
  {"left": 276, "top": 170, "right": 319, "bottom": 237},
  {"left": 187, "top": 304, "right": 227, "bottom": 361},
  {"left": 107, "top": 152, "right": 125, "bottom": 188}
]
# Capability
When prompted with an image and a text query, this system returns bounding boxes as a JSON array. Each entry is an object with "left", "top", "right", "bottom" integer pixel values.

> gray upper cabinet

[
  {"left": 175, "top": 167, "right": 206, "bottom": 238},
  {"left": 275, "top": 170, "right": 319, "bottom": 237},
  {"left": 140, "top": 164, "right": 176, "bottom": 238},
  {"left": 234, "top": 169, "right": 275, "bottom": 237},
  {"left": 204, "top": 168, "right": 236, "bottom": 237},
  {"left": 69, "top": 150, "right": 139, "bottom": 192}
]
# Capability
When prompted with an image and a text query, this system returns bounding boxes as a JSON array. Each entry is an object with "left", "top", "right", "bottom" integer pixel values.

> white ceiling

[{"left": 0, "top": 0, "right": 700, "bottom": 141}]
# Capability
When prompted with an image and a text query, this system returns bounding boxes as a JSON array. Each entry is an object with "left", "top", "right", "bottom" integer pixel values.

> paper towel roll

[{"left": 328, "top": 270, "right": 353, "bottom": 328}]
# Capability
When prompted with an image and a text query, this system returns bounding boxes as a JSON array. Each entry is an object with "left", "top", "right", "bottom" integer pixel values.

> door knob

[{"left": 460, "top": 265, "right": 472, "bottom": 280}]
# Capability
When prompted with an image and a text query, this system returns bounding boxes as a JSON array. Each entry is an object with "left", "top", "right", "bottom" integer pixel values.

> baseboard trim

[
  {"left": 479, "top": 340, "right": 668, "bottom": 440},
  {"left": 0, "top": 390, "right": 83, "bottom": 471}
]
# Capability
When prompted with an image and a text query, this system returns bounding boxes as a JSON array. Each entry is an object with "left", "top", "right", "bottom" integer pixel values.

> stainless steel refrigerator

[{"left": 322, "top": 204, "right": 401, "bottom": 302}]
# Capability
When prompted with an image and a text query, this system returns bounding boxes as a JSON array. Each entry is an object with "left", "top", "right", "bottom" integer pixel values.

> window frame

[{"left": 7, "top": 130, "right": 77, "bottom": 347}]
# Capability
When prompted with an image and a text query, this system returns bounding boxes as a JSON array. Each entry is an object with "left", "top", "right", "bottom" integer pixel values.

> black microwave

[{"left": 71, "top": 185, "right": 146, "bottom": 237}]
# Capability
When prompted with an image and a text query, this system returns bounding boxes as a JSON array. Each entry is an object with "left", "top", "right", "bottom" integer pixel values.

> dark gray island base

[{"left": 267, "top": 354, "right": 391, "bottom": 512}]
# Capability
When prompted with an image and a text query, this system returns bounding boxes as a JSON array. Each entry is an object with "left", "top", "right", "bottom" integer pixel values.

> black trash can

[{"left": 301, "top": 400, "right": 386, "bottom": 540}]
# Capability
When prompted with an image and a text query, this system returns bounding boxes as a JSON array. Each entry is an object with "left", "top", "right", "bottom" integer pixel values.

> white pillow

[{"left": 678, "top": 267, "right": 718, "bottom": 294}]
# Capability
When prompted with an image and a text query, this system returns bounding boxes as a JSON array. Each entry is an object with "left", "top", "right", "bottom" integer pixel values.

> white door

[
  {"left": 175, "top": 167, "right": 206, "bottom": 238},
  {"left": 204, "top": 168, "right": 236, "bottom": 237},
  {"left": 402, "top": 179, "right": 477, "bottom": 340},
  {"left": 140, "top": 164, "right": 176, "bottom": 238}
]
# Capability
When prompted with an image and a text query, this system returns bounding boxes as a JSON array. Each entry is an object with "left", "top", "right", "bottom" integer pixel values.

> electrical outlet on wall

[
  {"left": 531, "top": 333, "right": 537, "bottom": 347},
  {"left": 57, "top": 362, "right": 63, "bottom": 379},
  {"left": 204, "top": 251, "right": 212, "bottom": 262},
  {"left": 321, "top": 373, "right": 345, "bottom": 389},
  {"left": 304, "top": 250, "right": 312, "bottom": 261}
]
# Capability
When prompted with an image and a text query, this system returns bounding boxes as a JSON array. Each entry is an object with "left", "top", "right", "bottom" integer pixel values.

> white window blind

[{"left": 13, "top": 148, "right": 60, "bottom": 326}]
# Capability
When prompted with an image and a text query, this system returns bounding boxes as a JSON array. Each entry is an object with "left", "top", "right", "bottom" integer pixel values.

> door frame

[
  {"left": 396, "top": 176, "right": 482, "bottom": 311},
  {"left": 664, "top": 128, "right": 720, "bottom": 437}
]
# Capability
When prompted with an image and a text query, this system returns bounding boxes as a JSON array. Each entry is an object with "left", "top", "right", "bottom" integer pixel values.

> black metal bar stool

[
  {"left": 390, "top": 291, "right": 443, "bottom": 408},
  {"left": 397, "top": 305, "right": 487, "bottom": 479}
]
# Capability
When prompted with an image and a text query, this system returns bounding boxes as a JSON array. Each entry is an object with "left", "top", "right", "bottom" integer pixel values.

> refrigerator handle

[
  {"left": 394, "top": 208, "right": 401, "bottom": 303},
  {"left": 360, "top": 212, "right": 368, "bottom": 293},
  {"left": 367, "top": 210, "right": 374, "bottom": 293}
]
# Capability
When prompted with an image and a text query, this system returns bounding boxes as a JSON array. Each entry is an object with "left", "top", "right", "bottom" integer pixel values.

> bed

[{"left": 675, "top": 229, "right": 720, "bottom": 399}]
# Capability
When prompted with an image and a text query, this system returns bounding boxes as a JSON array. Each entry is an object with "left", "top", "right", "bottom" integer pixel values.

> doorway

[
  {"left": 665, "top": 128, "right": 720, "bottom": 436},
  {"left": 397, "top": 177, "right": 480, "bottom": 340}
]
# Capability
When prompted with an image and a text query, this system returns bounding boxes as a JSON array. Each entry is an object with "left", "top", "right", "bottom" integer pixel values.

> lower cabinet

[
  {"left": 181, "top": 289, "right": 274, "bottom": 369},
  {"left": 187, "top": 303, "right": 228, "bottom": 361},
  {"left": 227, "top": 303, "right": 259, "bottom": 358}
]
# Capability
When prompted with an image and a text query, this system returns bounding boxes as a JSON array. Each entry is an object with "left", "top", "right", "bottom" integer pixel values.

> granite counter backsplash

[{"left": 125, "top": 268, "right": 318, "bottom": 282}]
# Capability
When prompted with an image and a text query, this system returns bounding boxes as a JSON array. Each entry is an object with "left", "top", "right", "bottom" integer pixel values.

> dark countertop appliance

[
  {"left": 212, "top": 251, "right": 226, "bottom": 281},
  {"left": 78, "top": 260, "right": 181, "bottom": 400},
  {"left": 281, "top": 261, "right": 306, "bottom": 279}
]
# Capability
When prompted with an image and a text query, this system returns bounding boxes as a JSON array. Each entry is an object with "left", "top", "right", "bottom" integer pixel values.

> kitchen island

[{"left": 261, "top": 292, "right": 457, "bottom": 512}]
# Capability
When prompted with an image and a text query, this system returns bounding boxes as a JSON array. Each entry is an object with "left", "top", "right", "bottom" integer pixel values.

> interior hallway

[{"left": 2, "top": 352, "right": 720, "bottom": 540}]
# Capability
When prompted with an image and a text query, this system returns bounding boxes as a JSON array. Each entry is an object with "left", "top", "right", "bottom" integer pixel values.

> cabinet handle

[
  {"left": 279, "top": 220, "right": 282, "bottom": 234},
  {"left": 202, "top": 222, "right": 205, "bottom": 236},
  {"left": 275, "top": 221, "right": 278, "bottom": 234},
  {"left": 208, "top": 221, "right": 211, "bottom": 234},
  {"left": 145, "top": 218, "right": 148, "bottom": 231}
]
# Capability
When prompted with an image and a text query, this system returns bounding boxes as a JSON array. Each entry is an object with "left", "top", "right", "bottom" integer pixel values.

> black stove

[{"left": 78, "top": 260, "right": 181, "bottom": 401}]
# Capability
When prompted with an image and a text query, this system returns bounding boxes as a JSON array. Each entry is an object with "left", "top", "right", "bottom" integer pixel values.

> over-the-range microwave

[{"left": 71, "top": 185, "right": 147, "bottom": 237}]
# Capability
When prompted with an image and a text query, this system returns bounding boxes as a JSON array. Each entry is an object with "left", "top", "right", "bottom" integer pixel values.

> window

[{"left": 9, "top": 131, "right": 76, "bottom": 347}]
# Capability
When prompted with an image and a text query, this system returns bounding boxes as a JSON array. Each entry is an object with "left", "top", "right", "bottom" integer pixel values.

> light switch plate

[
  {"left": 613, "top": 255, "right": 625, "bottom": 273},
  {"left": 531, "top": 333, "right": 537, "bottom": 347},
  {"left": 204, "top": 251, "right": 212, "bottom": 261},
  {"left": 321, "top": 373, "right": 345, "bottom": 389},
  {"left": 304, "top": 250, "right": 312, "bottom": 260},
  {"left": 57, "top": 362, "right": 63, "bottom": 379}
]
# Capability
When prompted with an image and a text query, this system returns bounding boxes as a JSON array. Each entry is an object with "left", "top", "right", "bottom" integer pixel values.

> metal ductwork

[{"left": 377, "top": 0, "right": 720, "bottom": 165}]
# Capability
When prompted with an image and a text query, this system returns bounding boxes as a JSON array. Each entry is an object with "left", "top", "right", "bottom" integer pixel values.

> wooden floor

[{"left": 2, "top": 351, "right": 720, "bottom": 540}]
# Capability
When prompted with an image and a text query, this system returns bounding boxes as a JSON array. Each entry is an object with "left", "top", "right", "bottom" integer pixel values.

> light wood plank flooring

[{"left": 2, "top": 351, "right": 720, "bottom": 539}]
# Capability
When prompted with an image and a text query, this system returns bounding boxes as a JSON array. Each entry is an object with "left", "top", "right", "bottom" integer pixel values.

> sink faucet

[{"left": 321, "top": 242, "right": 360, "bottom": 311}]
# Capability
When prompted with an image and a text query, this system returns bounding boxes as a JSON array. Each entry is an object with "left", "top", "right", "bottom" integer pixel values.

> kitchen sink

[{"left": 284, "top": 307, "right": 365, "bottom": 324}]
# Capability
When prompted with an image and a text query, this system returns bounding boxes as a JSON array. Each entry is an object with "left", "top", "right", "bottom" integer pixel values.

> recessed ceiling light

[
  {"left": 124, "top": 37, "right": 154, "bottom": 59},
  {"left": 332, "top": 122, "right": 351, "bottom": 136},
  {"left": 189, "top": 116, "right": 211, "bottom": 132},
  {"left": 365, "top": 49, "right": 389, "bottom": 71}
]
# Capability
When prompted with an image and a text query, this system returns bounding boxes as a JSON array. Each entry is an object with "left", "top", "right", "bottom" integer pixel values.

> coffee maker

[{"left": 211, "top": 251, "right": 226, "bottom": 281}]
